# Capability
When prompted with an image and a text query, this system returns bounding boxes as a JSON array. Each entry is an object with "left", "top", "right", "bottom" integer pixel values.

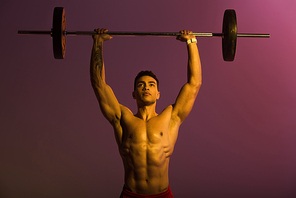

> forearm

[
  {"left": 89, "top": 37, "right": 121, "bottom": 122},
  {"left": 90, "top": 38, "right": 105, "bottom": 89},
  {"left": 187, "top": 42, "right": 202, "bottom": 87}
]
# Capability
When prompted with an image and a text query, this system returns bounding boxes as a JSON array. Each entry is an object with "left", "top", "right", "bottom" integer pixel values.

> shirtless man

[{"left": 90, "top": 28, "right": 202, "bottom": 197}]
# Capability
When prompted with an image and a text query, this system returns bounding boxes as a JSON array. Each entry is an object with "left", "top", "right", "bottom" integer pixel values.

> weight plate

[
  {"left": 52, "top": 7, "right": 66, "bottom": 59},
  {"left": 222, "top": 9, "right": 237, "bottom": 61}
]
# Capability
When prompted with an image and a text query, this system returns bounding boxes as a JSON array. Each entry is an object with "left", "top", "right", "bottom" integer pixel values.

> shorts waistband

[{"left": 120, "top": 185, "right": 174, "bottom": 198}]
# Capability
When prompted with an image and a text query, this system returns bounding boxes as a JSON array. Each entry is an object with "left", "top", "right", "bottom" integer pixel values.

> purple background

[{"left": 1, "top": 0, "right": 296, "bottom": 197}]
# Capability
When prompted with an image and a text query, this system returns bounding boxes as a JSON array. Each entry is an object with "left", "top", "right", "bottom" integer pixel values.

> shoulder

[
  {"left": 119, "top": 104, "right": 134, "bottom": 118},
  {"left": 159, "top": 105, "right": 181, "bottom": 123},
  {"left": 111, "top": 105, "right": 133, "bottom": 129},
  {"left": 159, "top": 105, "right": 173, "bottom": 115}
]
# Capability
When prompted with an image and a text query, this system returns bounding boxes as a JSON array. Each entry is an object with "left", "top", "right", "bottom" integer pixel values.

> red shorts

[{"left": 120, "top": 185, "right": 174, "bottom": 198}]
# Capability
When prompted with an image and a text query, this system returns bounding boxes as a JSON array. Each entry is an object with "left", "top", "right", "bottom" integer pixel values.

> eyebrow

[{"left": 137, "top": 81, "right": 156, "bottom": 84}]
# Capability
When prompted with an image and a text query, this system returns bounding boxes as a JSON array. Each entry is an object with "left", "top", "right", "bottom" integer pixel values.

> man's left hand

[{"left": 176, "top": 30, "right": 196, "bottom": 42}]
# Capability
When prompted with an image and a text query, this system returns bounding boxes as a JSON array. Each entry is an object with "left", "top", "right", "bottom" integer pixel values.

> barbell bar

[{"left": 18, "top": 7, "right": 270, "bottom": 61}]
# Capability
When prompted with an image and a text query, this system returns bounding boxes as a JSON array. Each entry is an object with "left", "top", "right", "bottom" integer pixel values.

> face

[{"left": 133, "top": 76, "right": 160, "bottom": 105}]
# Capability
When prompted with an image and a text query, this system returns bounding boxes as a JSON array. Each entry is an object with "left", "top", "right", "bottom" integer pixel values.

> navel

[
  {"left": 129, "top": 134, "right": 133, "bottom": 139},
  {"left": 160, "top": 132, "right": 163, "bottom": 136}
]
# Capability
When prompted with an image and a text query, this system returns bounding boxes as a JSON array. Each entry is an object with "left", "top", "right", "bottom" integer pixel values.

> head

[
  {"left": 132, "top": 70, "right": 160, "bottom": 105},
  {"left": 134, "top": 70, "right": 159, "bottom": 91}
]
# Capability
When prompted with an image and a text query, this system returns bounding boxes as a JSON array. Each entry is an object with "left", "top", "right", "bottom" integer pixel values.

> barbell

[{"left": 18, "top": 7, "right": 270, "bottom": 61}]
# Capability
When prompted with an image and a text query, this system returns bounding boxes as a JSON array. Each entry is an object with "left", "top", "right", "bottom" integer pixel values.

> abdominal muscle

[{"left": 120, "top": 141, "right": 170, "bottom": 195}]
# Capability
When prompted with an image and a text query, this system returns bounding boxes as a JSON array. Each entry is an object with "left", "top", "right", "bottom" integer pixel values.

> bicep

[
  {"left": 93, "top": 83, "right": 121, "bottom": 125},
  {"left": 172, "top": 83, "right": 200, "bottom": 122}
]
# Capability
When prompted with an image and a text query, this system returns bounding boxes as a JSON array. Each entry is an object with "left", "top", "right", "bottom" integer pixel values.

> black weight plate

[
  {"left": 222, "top": 9, "right": 237, "bottom": 61},
  {"left": 52, "top": 7, "right": 66, "bottom": 59}
]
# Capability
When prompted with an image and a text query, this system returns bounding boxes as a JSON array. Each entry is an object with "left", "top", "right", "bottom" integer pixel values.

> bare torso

[
  {"left": 90, "top": 28, "right": 201, "bottom": 196},
  {"left": 115, "top": 105, "right": 180, "bottom": 195}
]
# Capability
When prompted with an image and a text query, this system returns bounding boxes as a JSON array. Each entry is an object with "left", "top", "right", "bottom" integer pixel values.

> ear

[
  {"left": 132, "top": 91, "right": 136, "bottom": 99},
  {"left": 156, "top": 91, "right": 160, "bottom": 100}
]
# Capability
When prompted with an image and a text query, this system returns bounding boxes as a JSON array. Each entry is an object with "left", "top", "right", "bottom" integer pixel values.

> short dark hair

[{"left": 134, "top": 70, "right": 159, "bottom": 90}]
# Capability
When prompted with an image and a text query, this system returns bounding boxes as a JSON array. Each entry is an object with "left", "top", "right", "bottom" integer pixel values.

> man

[{"left": 90, "top": 28, "right": 201, "bottom": 198}]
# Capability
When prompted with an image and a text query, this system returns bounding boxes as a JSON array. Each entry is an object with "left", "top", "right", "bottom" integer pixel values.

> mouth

[{"left": 143, "top": 92, "right": 151, "bottom": 96}]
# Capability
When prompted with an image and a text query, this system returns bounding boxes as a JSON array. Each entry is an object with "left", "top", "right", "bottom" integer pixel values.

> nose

[{"left": 143, "top": 85, "right": 149, "bottom": 90}]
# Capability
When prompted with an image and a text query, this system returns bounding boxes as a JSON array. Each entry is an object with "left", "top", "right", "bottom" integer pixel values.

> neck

[{"left": 135, "top": 104, "right": 157, "bottom": 121}]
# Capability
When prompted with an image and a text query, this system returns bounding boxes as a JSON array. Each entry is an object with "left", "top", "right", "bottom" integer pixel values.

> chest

[{"left": 122, "top": 113, "right": 171, "bottom": 144}]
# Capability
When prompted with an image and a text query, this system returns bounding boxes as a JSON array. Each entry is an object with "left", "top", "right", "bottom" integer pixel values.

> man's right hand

[{"left": 92, "top": 28, "right": 113, "bottom": 42}]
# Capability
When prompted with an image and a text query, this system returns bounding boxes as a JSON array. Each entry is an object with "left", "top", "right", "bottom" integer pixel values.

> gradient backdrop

[{"left": 1, "top": 0, "right": 296, "bottom": 197}]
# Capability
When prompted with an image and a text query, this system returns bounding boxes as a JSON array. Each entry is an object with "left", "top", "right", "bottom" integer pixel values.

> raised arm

[
  {"left": 90, "top": 28, "right": 122, "bottom": 126},
  {"left": 173, "top": 30, "right": 202, "bottom": 123}
]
